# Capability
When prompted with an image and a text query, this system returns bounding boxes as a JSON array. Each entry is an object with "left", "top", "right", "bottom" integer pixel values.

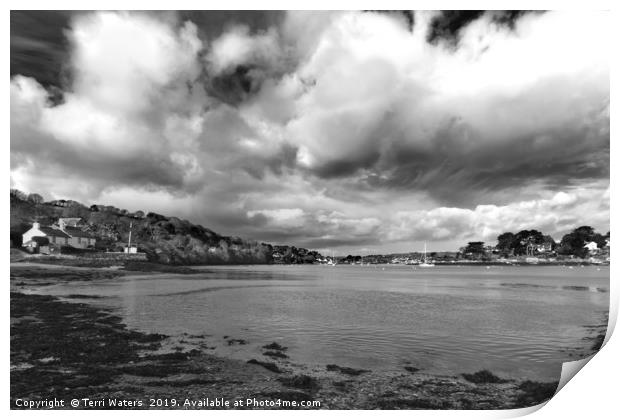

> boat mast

[{"left": 128, "top": 221, "right": 132, "bottom": 250}]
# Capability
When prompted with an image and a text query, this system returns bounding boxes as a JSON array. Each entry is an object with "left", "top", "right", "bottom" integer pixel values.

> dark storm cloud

[
  {"left": 310, "top": 152, "right": 383, "bottom": 179},
  {"left": 489, "top": 11, "right": 538, "bottom": 29},
  {"left": 362, "top": 107, "right": 609, "bottom": 206},
  {"left": 427, "top": 10, "right": 485, "bottom": 44},
  {"left": 208, "top": 65, "right": 258, "bottom": 105},
  {"left": 177, "top": 10, "right": 284, "bottom": 38},
  {"left": 426, "top": 11, "right": 544, "bottom": 46},
  {"left": 237, "top": 143, "right": 299, "bottom": 180},
  {"left": 11, "top": 141, "right": 189, "bottom": 193},
  {"left": 10, "top": 11, "right": 284, "bottom": 91},
  {"left": 10, "top": 11, "right": 73, "bottom": 90}
]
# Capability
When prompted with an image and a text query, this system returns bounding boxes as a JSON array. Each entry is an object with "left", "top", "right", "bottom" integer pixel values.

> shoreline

[
  {"left": 11, "top": 248, "right": 609, "bottom": 269},
  {"left": 11, "top": 263, "right": 603, "bottom": 410}
]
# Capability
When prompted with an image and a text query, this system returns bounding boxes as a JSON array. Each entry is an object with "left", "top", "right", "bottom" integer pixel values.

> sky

[{"left": 10, "top": 10, "right": 610, "bottom": 254}]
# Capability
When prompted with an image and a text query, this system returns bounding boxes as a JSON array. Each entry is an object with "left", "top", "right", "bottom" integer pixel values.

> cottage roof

[
  {"left": 38, "top": 226, "right": 71, "bottom": 238},
  {"left": 63, "top": 226, "right": 95, "bottom": 238}
]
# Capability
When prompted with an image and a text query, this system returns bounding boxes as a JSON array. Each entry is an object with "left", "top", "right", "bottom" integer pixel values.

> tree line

[
  {"left": 11, "top": 189, "right": 44, "bottom": 204},
  {"left": 462, "top": 226, "right": 609, "bottom": 259}
]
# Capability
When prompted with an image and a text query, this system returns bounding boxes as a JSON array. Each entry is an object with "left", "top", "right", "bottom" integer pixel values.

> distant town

[{"left": 274, "top": 226, "right": 609, "bottom": 266}]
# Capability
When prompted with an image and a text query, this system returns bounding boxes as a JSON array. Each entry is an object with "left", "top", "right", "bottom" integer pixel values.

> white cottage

[
  {"left": 22, "top": 220, "right": 96, "bottom": 252},
  {"left": 22, "top": 222, "right": 71, "bottom": 249}
]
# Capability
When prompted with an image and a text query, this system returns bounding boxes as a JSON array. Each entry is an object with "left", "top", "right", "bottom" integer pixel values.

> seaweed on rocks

[
  {"left": 374, "top": 397, "right": 451, "bottom": 410},
  {"left": 461, "top": 370, "right": 509, "bottom": 384},
  {"left": 326, "top": 364, "right": 369, "bottom": 376},
  {"left": 10, "top": 292, "right": 167, "bottom": 403},
  {"left": 332, "top": 380, "right": 352, "bottom": 391},
  {"left": 144, "top": 378, "right": 224, "bottom": 387},
  {"left": 263, "top": 350, "right": 288, "bottom": 359},
  {"left": 227, "top": 339, "right": 247, "bottom": 346},
  {"left": 262, "top": 342, "right": 288, "bottom": 351},
  {"left": 278, "top": 375, "right": 320, "bottom": 391},
  {"left": 514, "top": 380, "right": 558, "bottom": 407},
  {"left": 246, "top": 359, "right": 282, "bottom": 373}
]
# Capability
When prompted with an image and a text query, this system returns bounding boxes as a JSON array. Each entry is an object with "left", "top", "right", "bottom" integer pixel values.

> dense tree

[
  {"left": 147, "top": 212, "right": 168, "bottom": 222},
  {"left": 513, "top": 230, "right": 544, "bottom": 255},
  {"left": 574, "top": 226, "right": 594, "bottom": 237},
  {"left": 496, "top": 232, "right": 516, "bottom": 255},
  {"left": 26, "top": 193, "right": 44, "bottom": 204},
  {"left": 558, "top": 226, "right": 606, "bottom": 258},
  {"left": 541, "top": 235, "right": 557, "bottom": 251},
  {"left": 10, "top": 189, "right": 27, "bottom": 201},
  {"left": 464, "top": 241, "right": 485, "bottom": 256},
  {"left": 495, "top": 230, "right": 557, "bottom": 256},
  {"left": 591, "top": 233, "right": 607, "bottom": 249}
]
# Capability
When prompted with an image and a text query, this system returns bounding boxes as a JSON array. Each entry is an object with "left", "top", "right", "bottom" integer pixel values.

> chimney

[
  {"left": 33, "top": 222, "right": 40, "bottom": 230},
  {"left": 59, "top": 219, "right": 66, "bottom": 231}
]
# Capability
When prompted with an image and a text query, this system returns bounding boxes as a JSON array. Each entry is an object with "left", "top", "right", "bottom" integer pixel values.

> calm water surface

[{"left": 35, "top": 265, "right": 609, "bottom": 381}]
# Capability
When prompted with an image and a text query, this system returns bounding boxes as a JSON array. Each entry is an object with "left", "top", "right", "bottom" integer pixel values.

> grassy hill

[{"left": 10, "top": 193, "right": 276, "bottom": 265}]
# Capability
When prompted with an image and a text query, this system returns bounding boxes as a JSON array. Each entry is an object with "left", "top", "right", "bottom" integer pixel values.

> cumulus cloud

[
  {"left": 10, "top": 10, "right": 610, "bottom": 251},
  {"left": 283, "top": 11, "right": 609, "bottom": 205},
  {"left": 386, "top": 185, "right": 610, "bottom": 245},
  {"left": 207, "top": 25, "right": 282, "bottom": 75},
  {"left": 11, "top": 12, "right": 209, "bottom": 196}
]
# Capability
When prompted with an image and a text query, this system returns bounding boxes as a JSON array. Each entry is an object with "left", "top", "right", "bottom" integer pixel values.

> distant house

[
  {"left": 22, "top": 219, "right": 96, "bottom": 253},
  {"left": 22, "top": 222, "right": 72, "bottom": 250},
  {"left": 484, "top": 245, "right": 496, "bottom": 254},
  {"left": 58, "top": 217, "right": 81, "bottom": 227},
  {"left": 584, "top": 241, "right": 599, "bottom": 255},
  {"left": 124, "top": 245, "right": 138, "bottom": 254},
  {"left": 584, "top": 241, "right": 598, "bottom": 252},
  {"left": 61, "top": 226, "right": 96, "bottom": 248},
  {"left": 536, "top": 239, "right": 555, "bottom": 253},
  {"left": 47, "top": 199, "right": 68, "bottom": 207}
]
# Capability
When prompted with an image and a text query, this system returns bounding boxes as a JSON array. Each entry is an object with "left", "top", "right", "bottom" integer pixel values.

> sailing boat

[
  {"left": 419, "top": 242, "right": 435, "bottom": 267},
  {"left": 327, "top": 250, "right": 337, "bottom": 266}
]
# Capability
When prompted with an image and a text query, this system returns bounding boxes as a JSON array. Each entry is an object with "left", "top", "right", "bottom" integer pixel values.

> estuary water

[{"left": 35, "top": 264, "right": 609, "bottom": 381}]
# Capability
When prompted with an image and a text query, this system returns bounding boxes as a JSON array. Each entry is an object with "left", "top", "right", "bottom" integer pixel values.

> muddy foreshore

[{"left": 10, "top": 263, "right": 574, "bottom": 410}]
